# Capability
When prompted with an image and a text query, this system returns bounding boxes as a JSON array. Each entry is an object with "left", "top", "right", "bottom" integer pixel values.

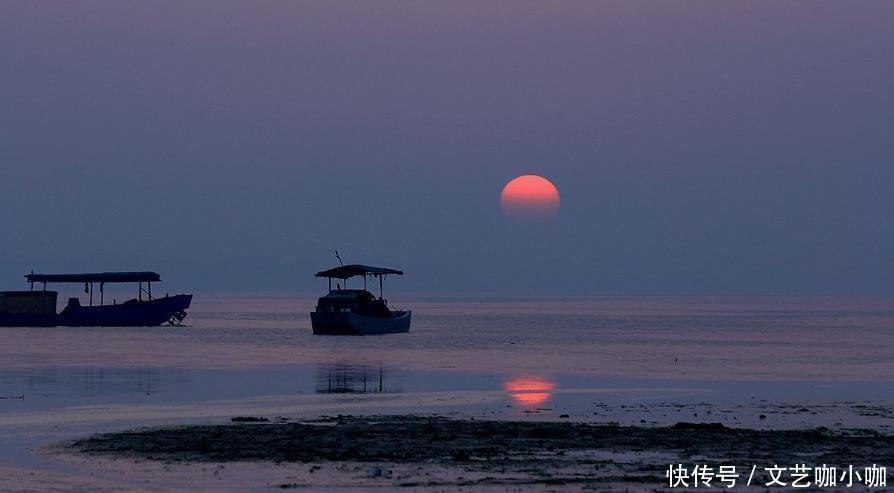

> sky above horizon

[{"left": 1, "top": 1, "right": 893, "bottom": 295}]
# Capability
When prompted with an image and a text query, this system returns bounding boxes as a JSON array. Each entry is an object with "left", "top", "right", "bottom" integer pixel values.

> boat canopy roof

[
  {"left": 26, "top": 271, "right": 161, "bottom": 284},
  {"left": 315, "top": 264, "right": 403, "bottom": 279}
]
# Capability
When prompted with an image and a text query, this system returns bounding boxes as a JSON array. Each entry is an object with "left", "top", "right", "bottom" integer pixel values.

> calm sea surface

[{"left": 1, "top": 295, "right": 892, "bottom": 414}]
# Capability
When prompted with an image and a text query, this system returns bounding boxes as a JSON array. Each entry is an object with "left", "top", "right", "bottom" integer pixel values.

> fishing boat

[
  {"left": 310, "top": 264, "right": 411, "bottom": 335},
  {"left": 0, "top": 271, "right": 192, "bottom": 327}
]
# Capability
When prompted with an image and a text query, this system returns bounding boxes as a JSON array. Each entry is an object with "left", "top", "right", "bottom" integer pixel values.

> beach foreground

[{"left": 49, "top": 415, "right": 891, "bottom": 492}]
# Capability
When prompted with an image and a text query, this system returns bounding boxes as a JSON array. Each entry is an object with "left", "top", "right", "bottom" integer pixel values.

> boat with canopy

[
  {"left": 310, "top": 264, "right": 411, "bottom": 335},
  {"left": 0, "top": 271, "right": 192, "bottom": 327}
]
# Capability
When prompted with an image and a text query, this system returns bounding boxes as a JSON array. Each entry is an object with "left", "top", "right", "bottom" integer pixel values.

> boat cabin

[
  {"left": 0, "top": 290, "right": 58, "bottom": 327},
  {"left": 316, "top": 289, "right": 392, "bottom": 317}
]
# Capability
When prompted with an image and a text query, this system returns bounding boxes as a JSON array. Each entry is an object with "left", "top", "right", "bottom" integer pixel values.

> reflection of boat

[
  {"left": 315, "top": 364, "right": 400, "bottom": 394},
  {"left": 310, "top": 264, "right": 411, "bottom": 335},
  {"left": 0, "top": 271, "right": 192, "bottom": 327}
]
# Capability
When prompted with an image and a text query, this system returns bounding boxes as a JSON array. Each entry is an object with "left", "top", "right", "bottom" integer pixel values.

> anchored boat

[
  {"left": 310, "top": 264, "right": 411, "bottom": 335},
  {"left": 0, "top": 271, "right": 192, "bottom": 327}
]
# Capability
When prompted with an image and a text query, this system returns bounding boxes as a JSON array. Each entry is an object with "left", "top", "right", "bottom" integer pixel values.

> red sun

[{"left": 500, "top": 175, "right": 560, "bottom": 220}]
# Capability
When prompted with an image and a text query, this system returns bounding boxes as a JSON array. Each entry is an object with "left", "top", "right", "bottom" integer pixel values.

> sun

[{"left": 500, "top": 175, "right": 560, "bottom": 220}]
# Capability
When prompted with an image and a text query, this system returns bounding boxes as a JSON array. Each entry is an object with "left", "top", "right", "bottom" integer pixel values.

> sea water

[{"left": 1, "top": 294, "right": 892, "bottom": 413}]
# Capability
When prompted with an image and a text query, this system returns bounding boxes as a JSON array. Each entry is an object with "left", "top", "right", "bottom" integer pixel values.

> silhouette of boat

[
  {"left": 0, "top": 271, "right": 192, "bottom": 327},
  {"left": 310, "top": 264, "right": 411, "bottom": 335}
]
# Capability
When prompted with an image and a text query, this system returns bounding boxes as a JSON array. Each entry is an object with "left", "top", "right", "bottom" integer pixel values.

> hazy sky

[{"left": 2, "top": 1, "right": 893, "bottom": 294}]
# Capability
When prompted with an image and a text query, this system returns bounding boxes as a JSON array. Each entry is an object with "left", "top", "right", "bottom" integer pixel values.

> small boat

[
  {"left": 0, "top": 271, "right": 192, "bottom": 327},
  {"left": 310, "top": 264, "right": 411, "bottom": 335}
]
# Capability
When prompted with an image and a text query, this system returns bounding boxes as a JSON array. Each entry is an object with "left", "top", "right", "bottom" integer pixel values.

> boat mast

[{"left": 335, "top": 250, "right": 344, "bottom": 291}]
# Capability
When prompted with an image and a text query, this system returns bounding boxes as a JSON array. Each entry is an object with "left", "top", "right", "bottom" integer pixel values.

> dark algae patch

[
  {"left": 69, "top": 415, "right": 894, "bottom": 466},
  {"left": 65, "top": 416, "right": 894, "bottom": 490},
  {"left": 230, "top": 416, "right": 270, "bottom": 423}
]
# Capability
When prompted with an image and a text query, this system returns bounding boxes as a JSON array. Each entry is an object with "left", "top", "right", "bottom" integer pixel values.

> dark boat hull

[
  {"left": 311, "top": 310, "right": 411, "bottom": 335},
  {"left": 59, "top": 294, "right": 193, "bottom": 327}
]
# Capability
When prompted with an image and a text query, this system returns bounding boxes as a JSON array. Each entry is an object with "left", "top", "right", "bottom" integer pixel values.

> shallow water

[{"left": 2, "top": 295, "right": 893, "bottom": 409}]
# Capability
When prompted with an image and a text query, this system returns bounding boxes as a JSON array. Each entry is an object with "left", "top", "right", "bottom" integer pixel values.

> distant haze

[{"left": 1, "top": 1, "right": 893, "bottom": 295}]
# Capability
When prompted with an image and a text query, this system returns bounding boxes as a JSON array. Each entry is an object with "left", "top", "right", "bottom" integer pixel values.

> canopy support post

[
  {"left": 328, "top": 277, "right": 331, "bottom": 291},
  {"left": 148, "top": 282, "right": 152, "bottom": 300},
  {"left": 100, "top": 282, "right": 104, "bottom": 306},
  {"left": 364, "top": 275, "right": 367, "bottom": 291},
  {"left": 89, "top": 283, "right": 93, "bottom": 306},
  {"left": 379, "top": 275, "right": 383, "bottom": 299},
  {"left": 138, "top": 282, "right": 142, "bottom": 301}
]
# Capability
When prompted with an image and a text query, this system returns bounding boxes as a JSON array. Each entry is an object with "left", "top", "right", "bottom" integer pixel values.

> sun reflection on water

[{"left": 504, "top": 376, "right": 556, "bottom": 407}]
